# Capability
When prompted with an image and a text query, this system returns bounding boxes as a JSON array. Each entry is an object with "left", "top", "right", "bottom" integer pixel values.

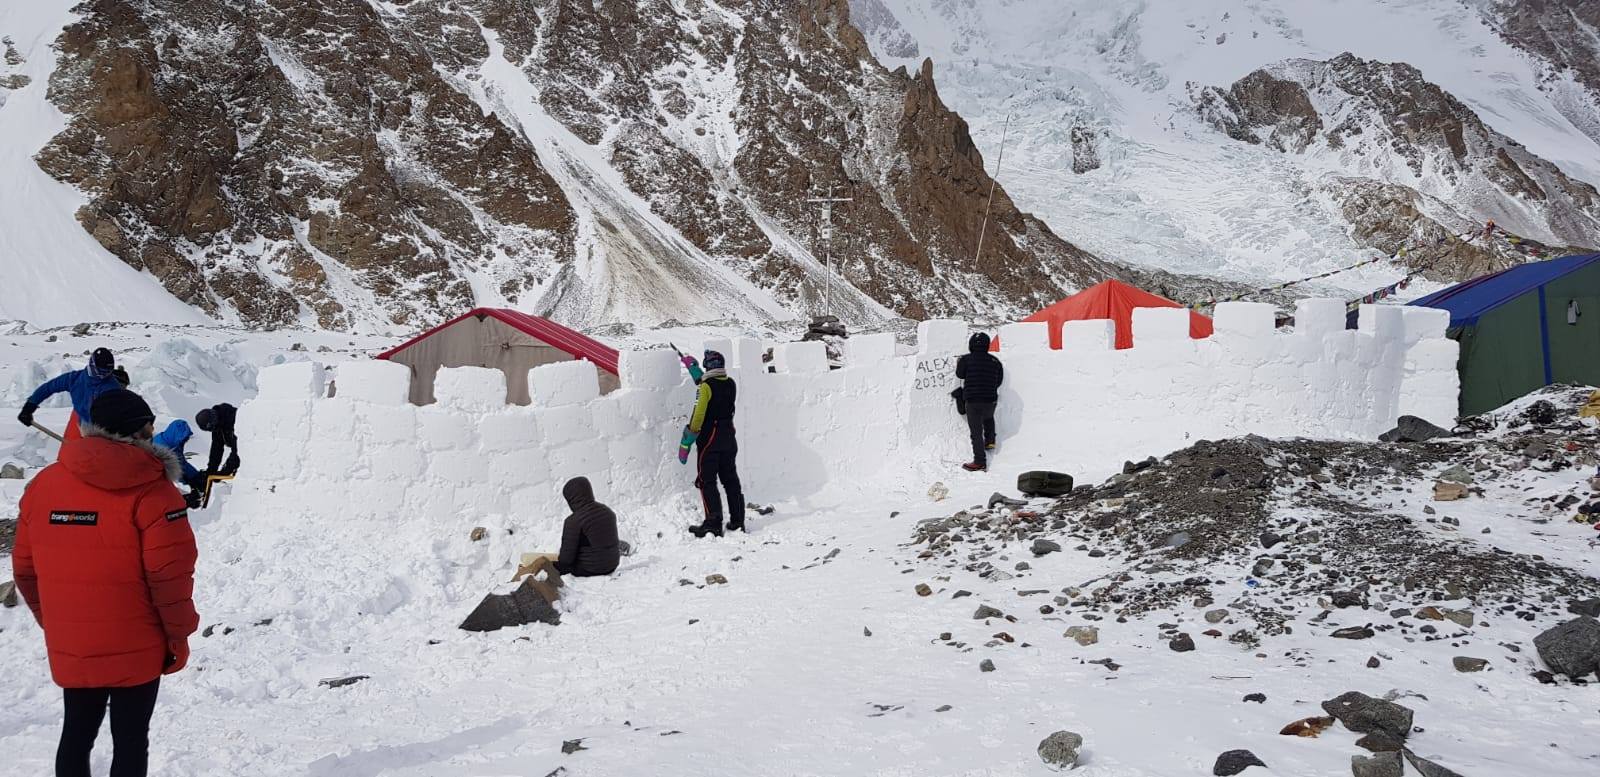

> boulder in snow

[
  {"left": 1567, "top": 598, "right": 1600, "bottom": 618},
  {"left": 1036, "top": 730, "right": 1082, "bottom": 770},
  {"left": 1351, "top": 751, "right": 1403, "bottom": 777},
  {"left": 1403, "top": 751, "right": 1466, "bottom": 777},
  {"left": 1432, "top": 481, "right": 1468, "bottom": 501},
  {"left": 0, "top": 580, "right": 17, "bottom": 608},
  {"left": 0, "top": 463, "right": 22, "bottom": 479},
  {"left": 459, "top": 577, "right": 561, "bottom": 632},
  {"left": 1379, "top": 416, "right": 1449, "bottom": 443},
  {"left": 1018, "top": 471, "right": 1074, "bottom": 497},
  {"left": 1064, "top": 626, "right": 1099, "bottom": 646},
  {"left": 1320, "top": 692, "right": 1413, "bottom": 739},
  {"left": 1533, "top": 616, "right": 1600, "bottom": 679},
  {"left": 1031, "top": 539, "right": 1061, "bottom": 556},
  {"left": 1212, "top": 749, "right": 1265, "bottom": 775},
  {"left": 1452, "top": 656, "right": 1489, "bottom": 673}
]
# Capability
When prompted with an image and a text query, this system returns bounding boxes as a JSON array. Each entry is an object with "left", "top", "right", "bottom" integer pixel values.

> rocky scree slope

[
  {"left": 910, "top": 386, "right": 1600, "bottom": 677},
  {"left": 22, "top": 0, "right": 1116, "bottom": 331}
]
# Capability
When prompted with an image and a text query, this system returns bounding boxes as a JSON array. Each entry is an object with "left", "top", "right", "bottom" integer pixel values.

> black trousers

[
  {"left": 966, "top": 401, "right": 996, "bottom": 465},
  {"left": 697, "top": 449, "right": 745, "bottom": 529},
  {"left": 58, "top": 678, "right": 161, "bottom": 777}
]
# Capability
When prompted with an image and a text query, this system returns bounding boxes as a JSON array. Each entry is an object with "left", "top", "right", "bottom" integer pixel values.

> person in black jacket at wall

[
  {"left": 553, "top": 477, "right": 621, "bottom": 577},
  {"left": 955, "top": 332, "right": 1003, "bottom": 472},
  {"left": 194, "top": 403, "right": 240, "bottom": 478}
]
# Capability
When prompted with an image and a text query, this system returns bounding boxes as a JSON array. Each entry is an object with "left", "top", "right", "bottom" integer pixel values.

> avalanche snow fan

[{"left": 1018, "top": 471, "right": 1074, "bottom": 497}]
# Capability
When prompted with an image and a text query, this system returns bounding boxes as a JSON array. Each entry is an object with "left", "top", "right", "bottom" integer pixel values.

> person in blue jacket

[
  {"left": 153, "top": 419, "right": 206, "bottom": 507},
  {"left": 17, "top": 348, "right": 122, "bottom": 443}
]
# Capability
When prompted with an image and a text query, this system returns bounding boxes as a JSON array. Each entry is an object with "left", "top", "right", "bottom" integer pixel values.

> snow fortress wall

[{"left": 229, "top": 300, "right": 1457, "bottom": 522}]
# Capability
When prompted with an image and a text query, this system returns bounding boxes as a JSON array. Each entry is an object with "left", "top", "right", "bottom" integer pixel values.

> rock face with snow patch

[{"left": 27, "top": 0, "right": 1113, "bottom": 330}]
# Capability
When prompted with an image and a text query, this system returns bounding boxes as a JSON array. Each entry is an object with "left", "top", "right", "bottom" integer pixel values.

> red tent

[
  {"left": 1012, "top": 280, "right": 1213, "bottom": 350},
  {"left": 377, "top": 308, "right": 619, "bottom": 405}
]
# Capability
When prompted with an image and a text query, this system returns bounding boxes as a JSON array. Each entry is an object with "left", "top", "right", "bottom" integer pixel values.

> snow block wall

[{"left": 228, "top": 301, "right": 1457, "bottom": 529}]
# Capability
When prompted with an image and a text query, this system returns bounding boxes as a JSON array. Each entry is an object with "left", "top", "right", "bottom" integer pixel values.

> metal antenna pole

[
  {"left": 974, "top": 112, "right": 1012, "bottom": 267},
  {"left": 806, "top": 186, "right": 854, "bottom": 318}
]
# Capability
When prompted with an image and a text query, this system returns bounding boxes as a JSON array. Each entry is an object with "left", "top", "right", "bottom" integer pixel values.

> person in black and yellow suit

[{"left": 685, "top": 350, "right": 744, "bottom": 537}]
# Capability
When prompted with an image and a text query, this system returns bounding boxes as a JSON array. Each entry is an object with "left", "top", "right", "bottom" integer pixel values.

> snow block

[
  {"left": 1212, "top": 302, "right": 1276, "bottom": 338},
  {"left": 479, "top": 409, "right": 541, "bottom": 453},
  {"left": 589, "top": 395, "right": 634, "bottom": 437},
  {"left": 1357, "top": 304, "right": 1405, "bottom": 341},
  {"left": 534, "top": 404, "right": 591, "bottom": 447},
  {"left": 369, "top": 444, "right": 425, "bottom": 481},
  {"left": 546, "top": 438, "right": 608, "bottom": 488},
  {"left": 417, "top": 407, "right": 475, "bottom": 452},
  {"left": 435, "top": 367, "right": 507, "bottom": 412},
  {"left": 256, "top": 361, "right": 326, "bottom": 401},
  {"left": 358, "top": 403, "right": 418, "bottom": 446},
  {"left": 1131, "top": 307, "right": 1190, "bottom": 342},
  {"left": 917, "top": 319, "right": 968, "bottom": 356},
  {"left": 843, "top": 332, "right": 896, "bottom": 365},
  {"left": 733, "top": 337, "right": 764, "bottom": 371},
  {"left": 530, "top": 360, "right": 599, "bottom": 408},
  {"left": 1405, "top": 338, "right": 1461, "bottom": 372},
  {"left": 336, "top": 360, "right": 411, "bottom": 405},
  {"left": 1061, "top": 319, "right": 1114, "bottom": 352},
  {"left": 777, "top": 341, "right": 828, "bottom": 373},
  {"left": 1401, "top": 306, "right": 1450, "bottom": 344},
  {"left": 618, "top": 349, "right": 682, "bottom": 391},
  {"left": 999, "top": 322, "right": 1050, "bottom": 353},
  {"left": 1295, "top": 298, "right": 1347, "bottom": 336},
  {"left": 236, "top": 399, "right": 312, "bottom": 444},
  {"left": 701, "top": 337, "right": 733, "bottom": 364}
]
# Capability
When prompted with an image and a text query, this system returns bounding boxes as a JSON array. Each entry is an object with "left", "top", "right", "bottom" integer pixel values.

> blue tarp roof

[{"left": 1409, "top": 254, "right": 1600, "bottom": 328}]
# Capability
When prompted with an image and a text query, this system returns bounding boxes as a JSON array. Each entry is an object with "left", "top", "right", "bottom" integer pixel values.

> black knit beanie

[{"left": 90, "top": 389, "right": 156, "bottom": 437}]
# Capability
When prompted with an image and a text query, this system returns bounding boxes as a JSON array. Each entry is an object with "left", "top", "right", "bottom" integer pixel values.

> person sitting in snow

[
  {"left": 955, "top": 332, "right": 1003, "bottom": 472},
  {"left": 153, "top": 419, "right": 206, "bottom": 508},
  {"left": 680, "top": 350, "right": 743, "bottom": 537},
  {"left": 520, "top": 477, "right": 624, "bottom": 580},
  {"left": 12, "top": 388, "right": 200, "bottom": 777},
  {"left": 194, "top": 403, "right": 240, "bottom": 478},
  {"left": 17, "top": 347, "right": 122, "bottom": 445}
]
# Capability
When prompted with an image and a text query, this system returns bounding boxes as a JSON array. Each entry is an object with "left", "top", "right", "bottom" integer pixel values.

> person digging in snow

[
  {"left": 12, "top": 389, "right": 200, "bottom": 777},
  {"left": 194, "top": 403, "right": 240, "bottom": 479},
  {"left": 153, "top": 419, "right": 206, "bottom": 508},
  {"left": 955, "top": 332, "right": 1003, "bottom": 471},
  {"left": 685, "top": 349, "right": 744, "bottom": 537},
  {"left": 17, "top": 347, "right": 122, "bottom": 448}
]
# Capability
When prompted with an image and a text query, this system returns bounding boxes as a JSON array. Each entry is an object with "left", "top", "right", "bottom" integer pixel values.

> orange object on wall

[{"left": 1000, "top": 280, "right": 1214, "bottom": 350}]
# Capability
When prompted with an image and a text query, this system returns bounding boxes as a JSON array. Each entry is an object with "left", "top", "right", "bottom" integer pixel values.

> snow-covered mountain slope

[
  {"left": 854, "top": 0, "right": 1600, "bottom": 296},
  {"left": 0, "top": 0, "right": 1116, "bottom": 333},
  {"left": 0, "top": 3, "right": 209, "bottom": 328}
]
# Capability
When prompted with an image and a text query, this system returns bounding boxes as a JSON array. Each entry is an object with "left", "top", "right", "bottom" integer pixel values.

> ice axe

[{"left": 30, "top": 422, "right": 64, "bottom": 443}]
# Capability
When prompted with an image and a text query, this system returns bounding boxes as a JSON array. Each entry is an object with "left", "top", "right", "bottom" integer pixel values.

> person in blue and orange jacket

[
  {"left": 12, "top": 389, "right": 199, "bottom": 777},
  {"left": 17, "top": 347, "right": 123, "bottom": 446},
  {"left": 684, "top": 350, "right": 745, "bottom": 538}
]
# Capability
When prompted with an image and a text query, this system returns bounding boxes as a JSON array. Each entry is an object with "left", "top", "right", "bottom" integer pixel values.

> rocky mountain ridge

[{"left": 6, "top": 0, "right": 1116, "bottom": 332}]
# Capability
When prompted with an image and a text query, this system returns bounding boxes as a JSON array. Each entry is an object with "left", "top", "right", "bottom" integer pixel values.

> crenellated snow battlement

[{"left": 228, "top": 300, "right": 1457, "bottom": 525}]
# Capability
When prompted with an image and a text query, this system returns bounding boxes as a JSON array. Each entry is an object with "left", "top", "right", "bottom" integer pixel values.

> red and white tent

[
  {"left": 377, "top": 308, "right": 620, "bottom": 405},
  {"left": 1008, "top": 279, "right": 1213, "bottom": 350}
]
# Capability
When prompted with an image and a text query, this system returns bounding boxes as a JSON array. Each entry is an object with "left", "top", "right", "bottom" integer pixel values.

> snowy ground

[{"left": 3, "top": 327, "right": 1600, "bottom": 775}]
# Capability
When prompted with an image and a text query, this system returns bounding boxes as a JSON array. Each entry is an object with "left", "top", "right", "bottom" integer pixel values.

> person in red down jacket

[{"left": 12, "top": 389, "right": 199, "bottom": 777}]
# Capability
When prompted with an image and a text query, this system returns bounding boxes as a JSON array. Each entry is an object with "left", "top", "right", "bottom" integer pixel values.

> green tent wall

[{"left": 1411, "top": 255, "right": 1600, "bottom": 417}]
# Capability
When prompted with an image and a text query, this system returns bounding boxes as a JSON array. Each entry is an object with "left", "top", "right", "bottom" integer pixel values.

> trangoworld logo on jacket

[
  {"left": 48, "top": 511, "right": 99, "bottom": 526},
  {"left": 165, "top": 508, "right": 189, "bottom": 523}
]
